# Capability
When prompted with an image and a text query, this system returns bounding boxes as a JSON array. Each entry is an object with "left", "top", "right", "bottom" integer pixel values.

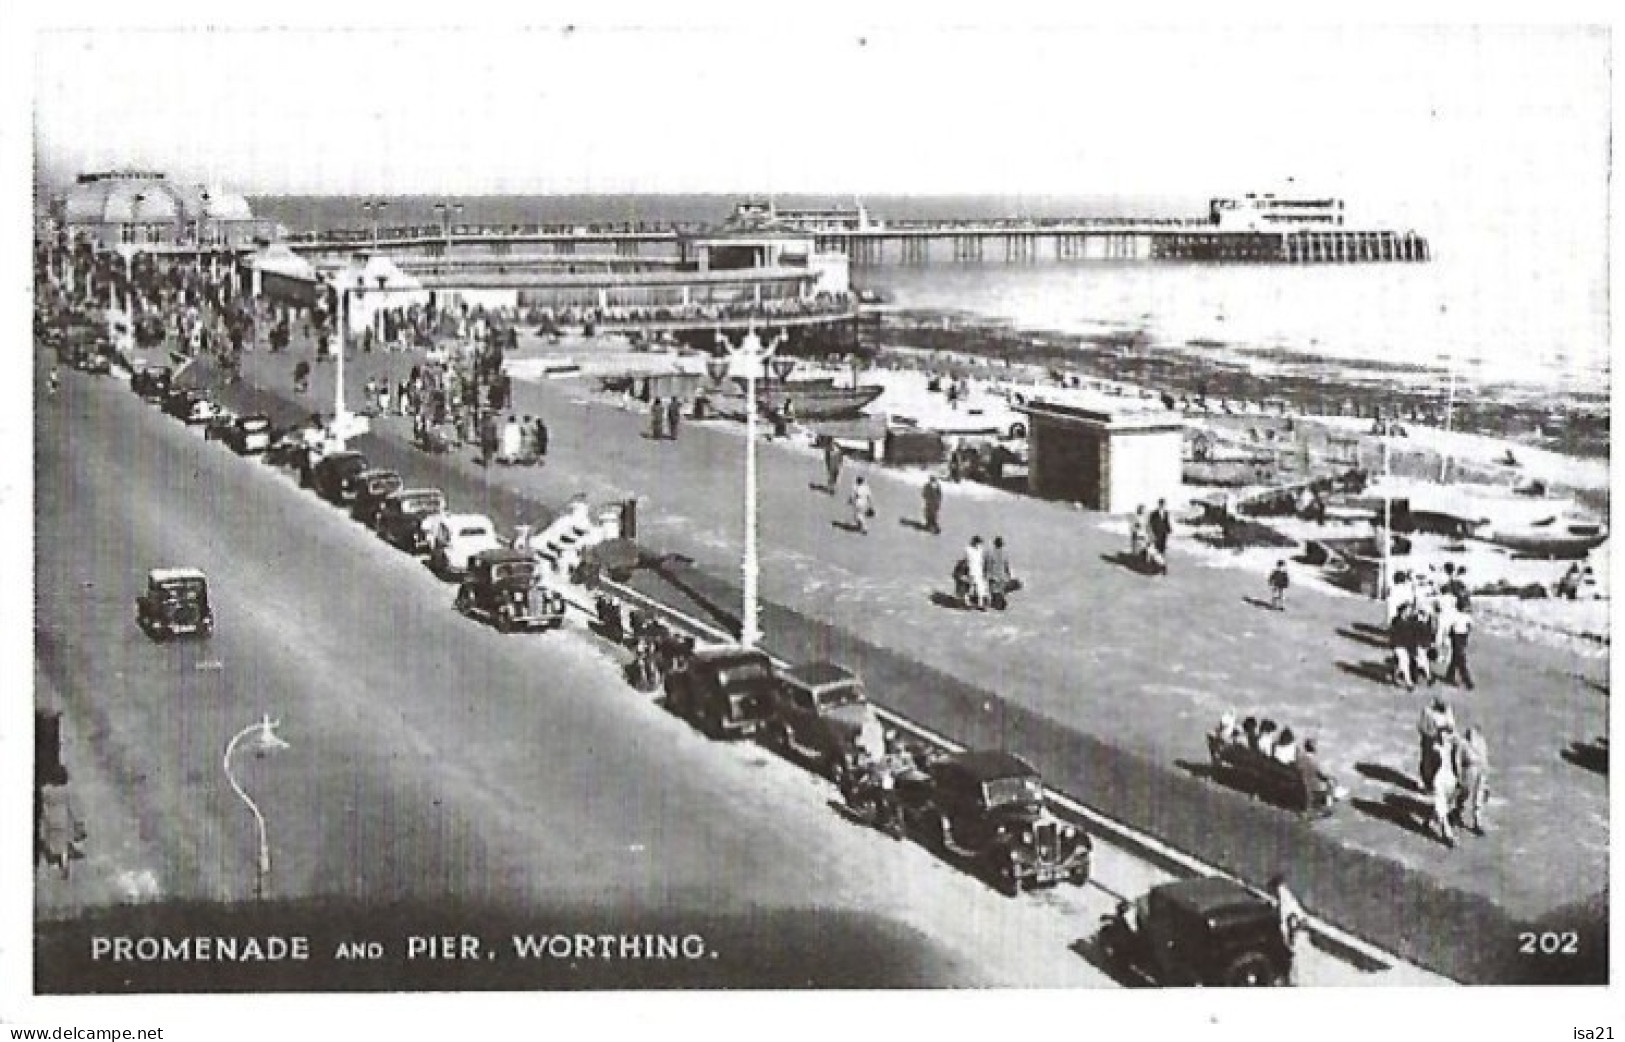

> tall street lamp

[
  {"left": 433, "top": 202, "right": 464, "bottom": 258},
  {"left": 362, "top": 200, "right": 389, "bottom": 251},
  {"left": 223, "top": 715, "right": 291, "bottom": 901},
  {"left": 714, "top": 325, "right": 785, "bottom": 648}
]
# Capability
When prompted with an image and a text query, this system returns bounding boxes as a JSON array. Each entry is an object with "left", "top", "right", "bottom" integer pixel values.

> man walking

[
  {"left": 824, "top": 440, "right": 844, "bottom": 495},
  {"left": 985, "top": 536, "right": 1013, "bottom": 610},
  {"left": 1148, "top": 498, "right": 1172, "bottom": 575},
  {"left": 850, "top": 476, "right": 874, "bottom": 535},
  {"left": 650, "top": 396, "right": 666, "bottom": 441},
  {"left": 962, "top": 535, "right": 989, "bottom": 610},
  {"left": 1452, "top": 726, "right": 1490, "bottom": 836},
  {"left": 1443, "top": 596, "right": 1474, "bottom": 689},
  {"left": 666, "top": 395, "right": 682, "bottom": 442},
  {"left": 921, "top": 475, "right": 943, "bottom": 535},
  {"left": 1416, "top": 696, "right": 1455, "bottom": 791},
  {"left": 1267, "top": 875, "right": 1308, "bottom": 986}
]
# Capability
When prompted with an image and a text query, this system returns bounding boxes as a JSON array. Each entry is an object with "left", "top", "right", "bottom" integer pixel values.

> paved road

[{"left": 35, "top": 366, "right": 1163, "bottom": 990}]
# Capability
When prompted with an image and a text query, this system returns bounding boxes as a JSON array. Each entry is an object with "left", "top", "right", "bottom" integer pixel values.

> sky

[{"left": 25, "top": 20, "right": 1612, "bottom": 229}]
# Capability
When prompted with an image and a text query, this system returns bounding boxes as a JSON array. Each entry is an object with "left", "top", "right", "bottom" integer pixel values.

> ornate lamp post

[
  {"left": 222, "top": 715, "right": 291, "bottom": 900},
  {"left": 715, "top": 325, "right": 785, "bottom": 648},
  {"left": 362, "top": 200, "right": 389, "bottom": 250}
]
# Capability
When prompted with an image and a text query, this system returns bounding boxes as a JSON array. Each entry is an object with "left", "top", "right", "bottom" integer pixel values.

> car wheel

[
  {"left": 1069, "top": 864, "right": 1091, "bottom": 887},
  {"left": 1223, "top": 951, "right": 1286, "bottom": 987}
]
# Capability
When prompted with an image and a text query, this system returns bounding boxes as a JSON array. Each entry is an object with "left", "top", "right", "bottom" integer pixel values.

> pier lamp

[
  {"left": 434, "top": 202, "right": 464, "bottom": 257},
  {"left": 771, "top": 355, "right": 796, "bottom": 383},
  {"left": 362, "top": 200, "right": 389, "bottom": 249},
  {"left": 716, "top": 325, "right": 786, "bottom": 649},
  {"left": 223, "top": 715, "right": 291, "bottom": 900}
]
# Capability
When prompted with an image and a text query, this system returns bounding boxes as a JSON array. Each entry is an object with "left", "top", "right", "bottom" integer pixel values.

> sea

[{"left": 249, "top": 193, "right": 1611, "bottom": 402}]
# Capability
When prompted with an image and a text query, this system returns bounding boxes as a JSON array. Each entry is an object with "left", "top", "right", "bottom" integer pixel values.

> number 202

[{"left": 1519, "top": 931, "right": 1578, "bottom": 954}]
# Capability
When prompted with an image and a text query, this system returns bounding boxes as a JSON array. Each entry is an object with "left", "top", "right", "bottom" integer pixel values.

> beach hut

[{"left": 1016, "top": 396, "right": 1184, "bottom": 512}]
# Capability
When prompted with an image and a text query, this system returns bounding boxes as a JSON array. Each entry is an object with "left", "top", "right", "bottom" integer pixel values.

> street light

[
  {"left": 433, "top": 202, "right": 464, "bottom": 258},
  {"left": 222, "top": 715, "right": 291, "bottom": 900},
  {"left": 715, "top": 324, "right": 785, "bottom": 649},
  {"left": 362, "top": 200, "right": 389, "bottom": 250}
]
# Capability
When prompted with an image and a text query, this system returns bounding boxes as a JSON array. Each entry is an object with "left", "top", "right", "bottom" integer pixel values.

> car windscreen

[
  {"left": 458, "top": 526, "right": 491, "bottom": 539},
  {"left": 815, "top": 682, "right": 866, "bottom": 710},
  {"left": 157, "top": 583, "right": 205, "bottom": 602},
  {"left": 982, "top": 774, "right": 1043, "bottom": 808},
  {"left": 401, "top": 497, "right": 442, "bottom": 515},
  {"left": 242, "top": 418, "right": 270, "bottom": 431},
  {"left": 491, "top": 563, "right": 535, "bottom": 583},
  {"left": 717, "top": 661, "right": 772, "bottom": 687}
]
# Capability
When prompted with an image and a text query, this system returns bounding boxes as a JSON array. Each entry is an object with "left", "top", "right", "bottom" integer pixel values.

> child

[{"left": 1269, "top": 560, "right": 1290, "bottom": 610}]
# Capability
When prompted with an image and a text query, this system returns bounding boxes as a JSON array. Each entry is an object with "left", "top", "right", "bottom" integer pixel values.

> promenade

[{"left": 212, "top": 335, "right": 1608, "bottom": 983}]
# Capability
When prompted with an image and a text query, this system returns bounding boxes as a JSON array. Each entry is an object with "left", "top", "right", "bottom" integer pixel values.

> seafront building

[{"left": 47, "top": 171, "right": 275, "bottom": 252}]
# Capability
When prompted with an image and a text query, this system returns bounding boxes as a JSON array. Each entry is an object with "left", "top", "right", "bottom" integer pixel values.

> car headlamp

[{"left": 1021, "top": 829, "right": 1034, "bottom": 844}]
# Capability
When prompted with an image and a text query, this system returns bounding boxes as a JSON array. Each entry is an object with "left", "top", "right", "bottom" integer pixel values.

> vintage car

[
  {"left": 764, "top": 661, "right": 882, "bottom": 777},
  {"left": 135, "top": 567, "right": 215, "bottom": 640},
  {"left": 310, "top": 451, "right": 371, "bottom": 505},
  {"left": 68, "top": 340, "right": 112, "bottom": 375},
  {"left": 130, "top": 364, "right": 173, "bottom": 401},
  {"left": 1206, "top": 732, "right": 1342, "bottom": 818},
  {"left": 454, "top": 549, "right": 567, "bottom": 632},
  {"left": 427, "top": 513, "right": 504, "bottom": 578},
  {"left": 375, "top": 488, "right": 448, "bottom": 553},
  {"left": 1097, "top": 876, "right": 1294, "bottom": 987},
  {"left": 223, "top": 414, "right": 275, "bottom": 455},
  {"left": 349, "top": 469, "right": 405, "bottom": 527},
  {"left": 893, "top": 750, "right": 1092, "bottom": 895},
  {"left": 202, "top": 409, "right": 239, "bottom": 443},
  {"left": 162, "top": 387, "right": 224, "bottom": 425},
  {"left": 665, "top": 645, "right": 777, "bottom": 739}
]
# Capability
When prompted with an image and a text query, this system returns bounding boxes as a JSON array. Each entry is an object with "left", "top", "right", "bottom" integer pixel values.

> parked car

[
  {"left": 1097, "top": 876, "right": 1293, "bottom": 987},
  {"left": 665, "top": 645, "right": 777, "bottom": 739},
  {"left": 375, "top": 488, "right": 447, "bottom": 554},
  {"left": 310, "top": 451, "right": 370, "bottom": 504},
  {"left": 764, "top": 661, "right": 882, "bottom": 777},
  {"left": 131, "top": 365, "right": 172, "bottom": 400},
  {"left": 202, "top": 409, "right": 239, "bottom": 443},
  {"left": 454, "top": 549, "right": 568, "bottom": 632},
  {"left": 68, "top": 340, "right": 112, "bottom": 375},
  {"left": 223, "top": 414, "right": 275, "bottom": 455},
  {"left": 135, "top": 567, "right": 215, "bottom": 640},
  {"left": 349, "top": 469, "right": 405, "bottom": 527},
  {"left": 427, "top": 513, "right": 503, "bottom": 578},
  {"left": 893, "top": 750, "right": 1092, "bottom": 895},
  {"left": 162, "top": 388, "right": 223, "bottom": 425}
]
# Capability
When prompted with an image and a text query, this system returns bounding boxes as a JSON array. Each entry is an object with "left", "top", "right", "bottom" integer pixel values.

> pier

[{"left": 286, "top": 216, "right": 1430, "bottom": 267}]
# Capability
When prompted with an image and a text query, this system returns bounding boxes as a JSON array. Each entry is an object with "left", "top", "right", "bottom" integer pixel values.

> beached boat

[
  {"left": 1481, "top": 517, "right": 1609, "bottom": 559},
  {"left": 705, "top": 381, "right": 886, "bottom": 421}
]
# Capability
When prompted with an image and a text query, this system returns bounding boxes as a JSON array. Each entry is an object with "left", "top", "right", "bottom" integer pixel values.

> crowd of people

[
  {"left": 1415, "top": 696, "right": 1492, "bottom": 847},
  {"left": 1387, "top": 563, "right": 1475, "bottom": 691}
]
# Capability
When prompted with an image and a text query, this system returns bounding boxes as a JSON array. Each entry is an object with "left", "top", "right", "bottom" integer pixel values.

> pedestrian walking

[
  {"left": 479, "top": 410, "right": 499, "bottom": 467},
  {"left": 1430, "top": 735, "right": 1459, "bottom": 847},
  {"left": 650, "top": 396, "right": 667, "bottom": 441},
  {"left": 824, "top": 440, "right": 844, "bottom": 495},
  {"left": 36, "top": 764, "right": 84, "bottom": 880},
  {"left": 533, "top": 415, "right": 549, "bottom": 461},
  {"left": 47, "top": 365, "right": 60, "bottom": 396},
  {"left": 666, "top": 395, "right": 682, "bottom": 441},
  {"left": 962, "top": 535, "right": 989, "bottom": 610},
  {"left": 1267, "top": 875, "right": 1308, "bottom": 986},
  {"left": 850, "top": 476, "right": 874, "bottom": 535},
  {"left": 921, "top": 475, "right": 943, "bottom": 535},
  {"left": 1452, "top": 726, "right": 1490, "bottom": 835},
  {"left": 293, "top": 359, "right": 310, "bottom": 394},
  {"left": 1443, "top": 595, "right": 1474, "bottom": 689},
  {"left": 1268, "top": 560, "right": 1290, "bottom": 610},
  {"left": 1148, "top": 499, "right": 1172, "bottom": 574},
  {"left": 986, "top": 536, "right": 1013, "bottom": 609},
  {"left": 1416, "top": 696, "right": 1455, "bottom": 791}
]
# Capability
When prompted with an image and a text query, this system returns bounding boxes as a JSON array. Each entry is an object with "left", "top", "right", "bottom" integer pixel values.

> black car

[
  {"left": 131, "top": 365, "right": 173, "bottom": 401},
  {"left": 160, "top": 387, "right": 215, "bottom": 424},
  {"left": 665, "top": 645, "right": 776, "bottom": 739},
  {"left": 223, "top": 414, "right": 275, "bottom": 455},
  {"left": 310, "top": 451, "right": 370, "bottom": 504},
  {"left": 454, "top": 549, "right": 567, "bottom": 632},
  {"left": 68, "top": 341, "right": 112, "bottom": 375},
  {"left": 375, "top": 488, "right": 447, "bottom": 553},
  {"left": 135, "top": 567, "right": 215, "bottom": 641},
  {"left": 1097, "top": 876, "right": 1293, "bottom": 987},
  {"left": 350, "top": 469, "right": 405, "bottom": 527},
  {"left": 893, "top": 750, "right": 1092, "bottom": 895}
]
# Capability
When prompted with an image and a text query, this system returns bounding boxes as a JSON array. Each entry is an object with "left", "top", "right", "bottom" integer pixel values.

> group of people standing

[
  {"left": 955, "top": 534, "right": 1016, "bottom": 611},
  {"left": 1388, "top": 563, "right": 1475, "bottom": 691},
  {"left": 648, "top": 396, "right": 685, "bottom": 442},
  {"left": 1416, "top": 695, "right": 1492, "bottom": 847}
]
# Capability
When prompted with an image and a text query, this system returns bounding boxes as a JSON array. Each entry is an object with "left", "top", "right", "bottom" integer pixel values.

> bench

[{"left": 1206, "top": 734, "right": 1335, "bottom": 818}]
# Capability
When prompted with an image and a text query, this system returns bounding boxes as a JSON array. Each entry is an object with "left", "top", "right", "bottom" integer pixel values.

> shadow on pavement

[
  {"left": 1066, "top": 936, "right": 1143, "bottom": 987},
  {"left": 1355, "top": 761, "right": 1420, "bottom": 792},
  {"left": 1336, "top": 626, "right": 1391, "bottom": 649},
  {"left": 1335, "top": 659, "right": 1394, "bottom": 686},
  {"left": 1241, "top": 595, "right": 1277, "bottom": 612},
  {"left": 1098, "top": 551, "right": 1160, "bottom": 576},
  {"left": 1560, "top": 740, "right": 1609, "bottom": 775},
  {"left": 1350, "top": 793, "right": 1437, "bottom": 841}
]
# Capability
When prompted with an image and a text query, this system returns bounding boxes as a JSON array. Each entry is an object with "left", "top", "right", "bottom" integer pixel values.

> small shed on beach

[
  {"left": 1015, "top": 397, "right": 1184, "bottom": 512},
  {"left": 247, "top": 245, "right": 320, "bottom": 307}
]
